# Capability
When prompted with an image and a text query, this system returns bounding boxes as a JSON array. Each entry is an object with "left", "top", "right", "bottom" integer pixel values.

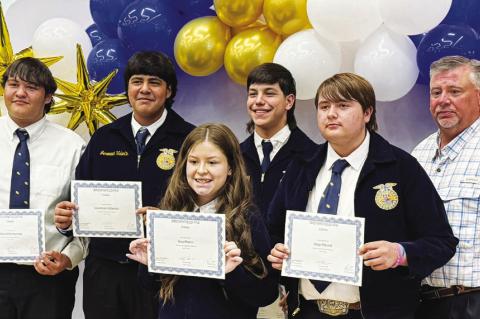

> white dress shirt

[
  {"left": 254, "top": 125, "right": 291, "bottom": 164},
  {"left": 0, "top": 115, "right": 88, "bottom": 268},
  {"left": 131, "top": 109, "right": 168, "bottom": 145},
  {"left": 412, "top": 118, "right": 480, "bottom": 287},
  {"left": 300, "top": 132, "right": 370, "bottom": 303}
]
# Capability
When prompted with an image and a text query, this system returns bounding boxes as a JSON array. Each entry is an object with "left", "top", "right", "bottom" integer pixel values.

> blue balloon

[
  {"left": 85, "top": 23, "right": 108, "bottom": 47},
  {"left": 441, "top": 0, "right": 480, "bottom": 34},
  {"left": 117, "top": 0, "right": 185, "bottom": 58},
  {"left": 417, "top": 24, "right": 480, "bottom": 77},
  {"left": 172, "top": 0, "right": 215, "bottom": 19},
  {"left": 409, "top": 33, "right": 427, "bottom": 48},
  {"left": 90, "top": 0, "right": 132, "bottom": 38},
  {"left": 87, "top": 39, "right": 131, "bottom": 94}
]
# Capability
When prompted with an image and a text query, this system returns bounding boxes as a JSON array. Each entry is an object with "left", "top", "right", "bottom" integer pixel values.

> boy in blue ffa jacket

[
  {"left": 54, "top": 51, "right": 194, "bottom": 319},
  {"left": 267, "top": 73, "right": 458, "bottom": 319},
  {"left": 240, "top": 63, "right": 316, "bottom": 219}
]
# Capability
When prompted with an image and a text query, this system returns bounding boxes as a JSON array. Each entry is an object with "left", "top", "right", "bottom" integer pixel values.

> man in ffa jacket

[
  {"left": 267, "top": 73, "right": 458, "bottom": 319},
  {"left": 54, "top": 51, "right": 195, "bottom": 319},
  {"left": 240, "top": 63, "right": 317, "bottom": 219}
]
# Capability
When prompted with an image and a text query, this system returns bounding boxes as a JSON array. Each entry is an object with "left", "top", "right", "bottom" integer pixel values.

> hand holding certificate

[
  {"left": 0, "top": 209, "right": 45, "bottom": 263},
  {"left": 71, "top": 180, "right": 143, "bottom": 238},
  {"left": 146, "top": 210, "right": 226, "bottom": 279},
  {"left": 282, "top": 210, "right": 365, "bottom": 286}
]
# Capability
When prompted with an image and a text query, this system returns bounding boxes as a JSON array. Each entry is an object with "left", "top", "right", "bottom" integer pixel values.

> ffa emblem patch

[
  {"left": 373, "top": 183, "right": 399, "bottom": 210},
  {"left": 156, "top": 148, "right": 177, "bottom": 170}
]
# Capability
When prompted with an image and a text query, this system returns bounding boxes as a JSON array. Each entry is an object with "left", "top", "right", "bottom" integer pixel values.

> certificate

[
  {"left": 0, "top": 209, "right": 45, "bottom": 263},
  {"left": 72, "top": 180, "right": 143, "bottom": 238},
  {"left": 282, "top": 210, "right": 365, "bottom": 286},
  {"left": 146, "top": 210, "right": 225, "bottom": 279}
]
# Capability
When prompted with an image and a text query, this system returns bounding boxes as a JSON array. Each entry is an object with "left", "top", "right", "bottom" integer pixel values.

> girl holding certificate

[{"left": 128, "top": 123, "right": 278, "bottom": 319}]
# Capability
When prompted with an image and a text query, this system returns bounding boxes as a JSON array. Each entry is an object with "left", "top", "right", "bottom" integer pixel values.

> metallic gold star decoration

[
  {"left": 49, "top": 44, "right": 128, "bottom": 135},
  {"left": 0, "top": 3, "right": 62, "bottom": 97}
]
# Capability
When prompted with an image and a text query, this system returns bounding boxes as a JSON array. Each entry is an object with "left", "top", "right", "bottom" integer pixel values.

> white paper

[
  {"left": 72, "top": 180, "right": 143, "bottom": 238},
  {"left": 282, "top": 210, "right": 364, "bottom": 286},
  {"left": 0, "top": 209, "right": 45, "bottom": 263},
  {"left": 146, "top": 210, "right": 225, "bottom": 279}
]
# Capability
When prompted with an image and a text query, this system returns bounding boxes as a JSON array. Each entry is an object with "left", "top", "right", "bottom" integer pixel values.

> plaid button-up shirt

[{"left": 412, "top": 118, "right": 480, "bottom": 287}]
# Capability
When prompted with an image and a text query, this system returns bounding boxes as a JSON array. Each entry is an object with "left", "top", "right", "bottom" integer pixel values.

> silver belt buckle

[{"left": 317, "top": 299, "right": 349, "bottom": 316}]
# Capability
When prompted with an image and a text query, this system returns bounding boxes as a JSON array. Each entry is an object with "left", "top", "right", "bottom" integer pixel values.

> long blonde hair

[{"left": 158, "top": 123, "right": 267, "bottom": 303}]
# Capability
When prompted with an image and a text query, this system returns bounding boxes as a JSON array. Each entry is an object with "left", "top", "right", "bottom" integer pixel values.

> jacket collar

[
  {"left": 110, "top": 110, "right": 192, "bottom": 153},
  {"left": 300, "top": 131, "right": 395, "bottom": 189},
  {"left": 241, "top": 127, "right": 314, "bottom": 164}
]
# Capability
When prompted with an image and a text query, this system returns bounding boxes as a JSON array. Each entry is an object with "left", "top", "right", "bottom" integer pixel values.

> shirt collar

[
  {"left": 435, "top": 117, "right": 480, "bottom": 161},
  {"left": 5, "top": 114, "right": 46, "bottom": 142},
  {"left": 325, "top": 131, "right": 370, "bottom": 172},
  {"left": 253, "top": 125, "right": 291, "bottom": 149},
  {"left": 194, "top": 198, "right": 218, "bottom": 214},
  {"left": 131, "top": 109, "right": 168, "bottom": 137}
]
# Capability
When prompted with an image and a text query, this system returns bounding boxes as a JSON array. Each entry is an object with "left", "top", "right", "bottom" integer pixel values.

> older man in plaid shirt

[{"left": 412, "top": 56, "right": 480, "bottom": 319}]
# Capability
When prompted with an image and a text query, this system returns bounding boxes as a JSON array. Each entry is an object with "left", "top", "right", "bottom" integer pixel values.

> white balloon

[
  {"left": 307, "top": 0, "right": 382, "bottom": 42},
  {"left": 354, "top": 26, "right": 419, "bottom": 102},
  {"left": 6, "top": 0, "right": 93, "bottom": 53},
  {"left": 378, "top": 0, "right": 452, "bottom": 35},
  {"left": 32, "top": 18, "right": 92, "bottom": 83},
  {"left": 274, "top": 29, "right": 341, "bottom": 100},
  {"left": 339, "top": 40, "right": 361, "bottom": 73}
]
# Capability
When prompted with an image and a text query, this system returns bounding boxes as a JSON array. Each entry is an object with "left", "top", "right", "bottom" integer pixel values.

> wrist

[{"left": 392, "top": 243, "right": 406, "bottom": 268}]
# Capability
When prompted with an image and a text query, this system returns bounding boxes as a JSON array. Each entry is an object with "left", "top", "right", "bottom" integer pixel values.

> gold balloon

[
  {"left": 231, "top": 19, "right": 266, "bottom": 36},
  {"left": 224, "top": 27, "right": 282, "bottom": 86},
  {"left": 263, "top": 0, "right": 310, "bottom": 36},
  {"left": 175, "top": 17, "right": 231, "bottom": 76},
  {"left": 214, "top": 0, "right": 263, "bottom": 28},
  {"left": 50, "top": 44, "right": 127, "bottom": 135}
]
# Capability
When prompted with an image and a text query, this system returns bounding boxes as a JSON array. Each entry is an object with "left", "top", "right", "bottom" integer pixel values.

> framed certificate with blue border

[
  {"left": 146, "top": 210, "right": 226, "bottom": 279},
  {"left": 71, "top": 180, "right": 143, "bottom": 238},
  {"left": 282, "top": 210, "right": 365, "bottom": 286},
  {"left": 0, "top": 209, "right": 45, "bottom": 263}
]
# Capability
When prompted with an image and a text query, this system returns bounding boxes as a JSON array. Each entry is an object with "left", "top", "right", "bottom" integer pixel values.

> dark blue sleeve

[
  {"left": 75, "top": 133, "right": 96, "bottom": 180},
  {"left": 399, "top": 157, "right": 458, "bottom": 279},
  {"left": 267, "top": 167, "right": 290, "bottom": 246},
  {"left": 223, "top": 210, "right": 279, "bottom": 307}
]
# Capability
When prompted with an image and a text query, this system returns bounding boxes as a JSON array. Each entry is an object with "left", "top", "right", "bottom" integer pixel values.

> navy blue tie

[
  {"left": 317, "top": 159, "right": 350, "bottom": 215},
  {"left": 261, "top": 140, "right": 273, "bottom": 173},
  {"left": 312, "top": 159, "right": 349, "bottom": 293},
  {"left": 135, "top": 127, "right": 149, "bottom": 155},
  {"left": 10, "top": 129, "right": 30, "bottom": 209}
]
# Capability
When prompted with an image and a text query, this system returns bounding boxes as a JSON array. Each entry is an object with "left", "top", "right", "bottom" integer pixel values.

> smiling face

[
  {"left": 316, "top": 98, "right": 372, "bottom": 157},
  {"left": 430, "top": 65, "right": 480, "bottom": 145},
  {"left": 186, "top": 140, "right": 231, "bottom": 206},
  {"left": 247, "top": 83, "right": 294, "bottom": 138},
  {"left": 128, "top": 74, "right": 171, "bottom": 126},
  {"left": 4, "top": 77, "right": 51, "bottom": 127}
]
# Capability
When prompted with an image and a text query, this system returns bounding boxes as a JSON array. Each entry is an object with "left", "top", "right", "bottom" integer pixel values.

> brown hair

[
  {"left": 314, "top": 73, "right": 378, "bottom": 132},
  {"left": 1, "top": 57, "right": 57, "bottom": 113},
  {"left": 246, "top": 63, "right": 297, "bottom": 133},
  {"left": 158, "top": 123, "right": 267, "bottom": 303}
]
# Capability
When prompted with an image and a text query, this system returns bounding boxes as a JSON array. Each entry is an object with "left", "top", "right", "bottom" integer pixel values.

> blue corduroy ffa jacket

[
  {"left": 241, "top": 127, "right": 317, "bottom": 220},
  {"left": 268, "top": 132, "right": 458, "bottom": 318},
  {"left": 76, "top": 111, "right": 195, "bottom": 262}
]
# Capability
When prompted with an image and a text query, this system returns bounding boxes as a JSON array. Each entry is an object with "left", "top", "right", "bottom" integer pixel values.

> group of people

[{"left": 0, "top": 51, "right": 478, "bottom": 319}]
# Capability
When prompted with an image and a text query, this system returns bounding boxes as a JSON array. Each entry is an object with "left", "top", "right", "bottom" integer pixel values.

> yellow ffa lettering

[
  {"left": 115, "top": 151, "right": 128, "bottom": 156},
  {"left": 100, "top": 150, "right": 115, "bottom": 156}
]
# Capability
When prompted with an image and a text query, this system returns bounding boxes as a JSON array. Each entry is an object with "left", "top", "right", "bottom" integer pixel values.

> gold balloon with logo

[
  {"left": 263, "top": 0, "right": 311, "bottom": 37},
  {"left": 175, "top": 16, "right": 231, "bottom": 76},
  {"left": 214, "top": 0, "right": 263, "bottom": 27},
  {"left": 224, "top": 27, "right": 282, "bottom": 86}
]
